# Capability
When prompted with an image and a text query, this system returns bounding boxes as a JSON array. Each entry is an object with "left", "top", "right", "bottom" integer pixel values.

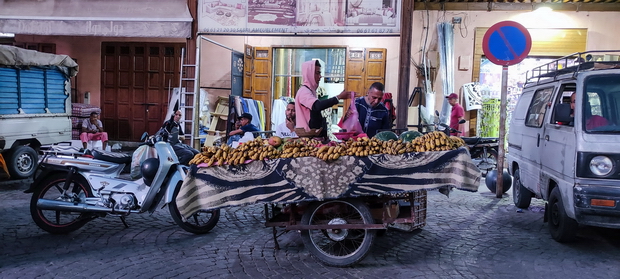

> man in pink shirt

[
  {"left": 295, "top": 59, "right": 350, "bottom": 138},
  {"left": 446, "top": 93, "right": 464, "bottom": 136}
]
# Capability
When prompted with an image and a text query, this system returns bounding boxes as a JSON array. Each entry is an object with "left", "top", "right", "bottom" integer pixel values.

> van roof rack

[{"left": 525, "top": 50, "right": 620, "bottom": 86}]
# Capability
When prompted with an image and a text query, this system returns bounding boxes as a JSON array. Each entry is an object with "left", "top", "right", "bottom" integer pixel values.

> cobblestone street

[{"left": 1, "top": 180, "right": 619, "bottom": 279}]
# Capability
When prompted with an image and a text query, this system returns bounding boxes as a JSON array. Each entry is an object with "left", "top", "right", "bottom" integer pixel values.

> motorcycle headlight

[{"left": 590, "top": 156, "right": 613, "bottom": 176}]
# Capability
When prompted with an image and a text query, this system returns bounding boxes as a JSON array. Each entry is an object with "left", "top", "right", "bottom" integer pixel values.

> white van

[{"left": 507, "top": 51, "right": 620, "bottom": 242}]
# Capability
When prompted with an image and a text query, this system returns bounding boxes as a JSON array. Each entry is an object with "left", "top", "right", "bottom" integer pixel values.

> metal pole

[
  {"left": 496, "top": 66, "right": 508, "bottom": 198},
  {"left": 192, "top": 40, "right": 202, "bottom": 149},
  {"left": 396, "top": 0, "right": 414, "bottom": 130}
]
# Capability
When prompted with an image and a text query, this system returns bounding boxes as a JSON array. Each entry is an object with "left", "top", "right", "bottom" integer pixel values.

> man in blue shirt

[
  {"left": 227, "top": 113, "right": 260, "bottom": 145},
  {"left": 355, "top": 82, "right": 392, "bottom": 137}
]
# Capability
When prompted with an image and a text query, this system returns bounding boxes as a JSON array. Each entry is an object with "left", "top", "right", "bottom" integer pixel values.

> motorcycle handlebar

[{"left": 437, "top": 123, "right": 464, "bottom": 135}]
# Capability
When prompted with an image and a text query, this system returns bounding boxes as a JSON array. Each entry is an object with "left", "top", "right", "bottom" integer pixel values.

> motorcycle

[
  {"left": 461, "top": 137, "right": 498, "bottom": 177},
  {"left": 418, "top": 110, "right": 466, "bottom": 136},
  {"left": 24, "top": 131, "right": 220, "bottom": 234},
  {"left": 422, "top": 111, "right": 498, "bottom": 176}
]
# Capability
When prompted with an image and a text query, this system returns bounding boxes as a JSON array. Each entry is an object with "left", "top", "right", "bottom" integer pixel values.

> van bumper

[{"left": 574, "top": 185, "right": 620, "bottom": 229}]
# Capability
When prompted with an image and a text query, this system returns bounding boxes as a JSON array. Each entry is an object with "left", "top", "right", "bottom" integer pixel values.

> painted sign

[
  {"left": 198, "top": 0, "right": 401, "bottom": 34},
  {"left": 482, "top": 21, "right": 532, "bottom": 66}
]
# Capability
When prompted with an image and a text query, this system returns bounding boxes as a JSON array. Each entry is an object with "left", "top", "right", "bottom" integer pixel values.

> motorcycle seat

[{"left": 91, "top": 149, "right": 132, "bottom": 165}]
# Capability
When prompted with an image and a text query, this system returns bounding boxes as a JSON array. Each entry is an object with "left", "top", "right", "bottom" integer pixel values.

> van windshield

[{"left": 583, "top": 75, "right": 620, "bottom": 133}]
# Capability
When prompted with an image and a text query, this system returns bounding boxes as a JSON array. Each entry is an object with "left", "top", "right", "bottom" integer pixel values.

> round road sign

[{"left": 482, "top": 21, "right": 532, "bottom": 66}]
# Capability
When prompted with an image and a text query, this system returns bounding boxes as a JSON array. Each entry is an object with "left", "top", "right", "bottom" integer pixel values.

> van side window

[
  {"left": 552, "top": 83, "right": 576, "bottom": 125},
  {"left": 525, "top": 87, "right": 554, "bottom": 127}
]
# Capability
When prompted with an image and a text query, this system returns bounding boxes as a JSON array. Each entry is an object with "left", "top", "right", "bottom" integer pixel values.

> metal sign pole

[
  {"left": 496, "top": 66, "right": 508, "bottom": 198},
  {"left": 482, "top": 20, "right": 531, "bottom": 198}
]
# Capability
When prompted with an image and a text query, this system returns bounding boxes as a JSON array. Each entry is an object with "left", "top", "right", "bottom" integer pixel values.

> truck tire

[{"left": 7, "top": 145, "right": 38, "bottom": 179}]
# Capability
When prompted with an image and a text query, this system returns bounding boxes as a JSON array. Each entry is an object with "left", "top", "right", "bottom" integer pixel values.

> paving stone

[{"left": 2, "top": 180, "right": 620, "bottom": 278}]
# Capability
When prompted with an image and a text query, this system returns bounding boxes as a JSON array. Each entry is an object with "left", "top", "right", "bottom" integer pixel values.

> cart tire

[
  {"left": 300, "top": 199, "right": 376, "bottom": 267},
  {"left": 169, "top": 182, "right": 220, "bottom": 234},
  {"left": 548, "top": 187, "right": 578, "bottom": 243}
]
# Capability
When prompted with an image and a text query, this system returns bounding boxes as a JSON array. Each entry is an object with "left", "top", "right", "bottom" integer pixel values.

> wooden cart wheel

[{"left": 300, "top": 199, "right": 376, "bottom": 267}]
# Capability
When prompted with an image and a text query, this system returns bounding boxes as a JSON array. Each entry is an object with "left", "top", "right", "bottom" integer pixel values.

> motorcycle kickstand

[{"left": 120, "top": 216, "right": 129, "bottom": 228}]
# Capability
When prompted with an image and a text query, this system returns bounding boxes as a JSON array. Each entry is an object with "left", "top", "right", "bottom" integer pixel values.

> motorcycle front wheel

[
  {"left": 30, "top": 173, "right": 94, "bottom": 234},
  {"left": 169, "top": 182, "right": 220, "bottom": 234}
]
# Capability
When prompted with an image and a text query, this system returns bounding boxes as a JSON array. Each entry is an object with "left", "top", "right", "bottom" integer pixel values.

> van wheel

[
  {"left": 7, "top": 146, "right": 38, "bottom": 179},
  {"left": 513, "top": 168, "right": 532, "bottom": 209},
  {"left": 548, "top": 187, "right": 578, "bottom": 242}
]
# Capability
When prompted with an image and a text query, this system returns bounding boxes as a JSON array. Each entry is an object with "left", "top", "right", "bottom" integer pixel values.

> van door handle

[
  {"left": 545, "top": 135, "right": 549, "bottom": 141},
  {"left": 537, "top": 133, "right": 540, "bottom": 147}
]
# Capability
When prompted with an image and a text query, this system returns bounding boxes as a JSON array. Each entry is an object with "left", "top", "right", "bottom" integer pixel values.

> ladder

[{"left": 178, "top": 47, "right": 201, "bottom": 149}]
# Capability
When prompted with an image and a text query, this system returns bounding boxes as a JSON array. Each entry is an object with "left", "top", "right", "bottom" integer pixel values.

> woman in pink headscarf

[{"left": 295, "top": 59, "right": 351, "bottom": 138}]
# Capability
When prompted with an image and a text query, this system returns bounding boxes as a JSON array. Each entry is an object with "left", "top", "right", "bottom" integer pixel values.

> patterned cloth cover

[{"left": 176, "top": 147, "right": 480, "bottom": 219}]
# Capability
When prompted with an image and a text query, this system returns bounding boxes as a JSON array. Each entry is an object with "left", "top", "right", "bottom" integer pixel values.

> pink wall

[{"left": 14, "top": 35, "right": 185, "bottom": 107}]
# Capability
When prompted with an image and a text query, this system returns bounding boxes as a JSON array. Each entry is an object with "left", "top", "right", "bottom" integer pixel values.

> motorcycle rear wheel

[
  {"left": 169, "top": 182, "right": 220, "bottom": 234},
  {"left": 30, "top": 173, "right": 94, "bottom": 234}
]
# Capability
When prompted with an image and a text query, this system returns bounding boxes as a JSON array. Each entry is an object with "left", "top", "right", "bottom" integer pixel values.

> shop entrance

[{"left": 101, "top": 42, "right": 183, "bottom": 141}]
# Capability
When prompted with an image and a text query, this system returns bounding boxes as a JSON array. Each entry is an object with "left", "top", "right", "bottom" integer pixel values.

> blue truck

[{"left": 0, "top": 45, "right": 78, "bottom": 179}]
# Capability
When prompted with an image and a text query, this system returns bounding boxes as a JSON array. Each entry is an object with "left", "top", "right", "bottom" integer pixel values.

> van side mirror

[{"left": 555, "top": 103, "right": 573, "bottom": 124}]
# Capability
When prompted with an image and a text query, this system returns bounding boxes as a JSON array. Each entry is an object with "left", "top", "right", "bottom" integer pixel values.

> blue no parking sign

[{"left": 482, "top": 21, "right": 532, "bottom": 66}]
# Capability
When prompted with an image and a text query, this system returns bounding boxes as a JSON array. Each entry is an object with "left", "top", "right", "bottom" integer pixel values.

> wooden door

[
  {"left": 243, "top": 44, "right": 253, "bottom": 99},
  {"left": 101, "top": 43, "right": 183, "bottom": 141},
  {"left": 365, "top": 48, "right": 387, "bottom": 89},
  {"left": 344, "top": 47, "right": 387, "bottom": 108},
  {"left": 345, "top": 48, "right": 366, "bottom": 97},
  {"left": 242, "top": 45, "right": 273, "bottom": 131},
  {"left": 252, "top": 47, "right": 272, "bottom": 131}
]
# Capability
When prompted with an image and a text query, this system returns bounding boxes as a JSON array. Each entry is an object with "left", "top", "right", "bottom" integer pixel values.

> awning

[{"left": 0, "top": 0, "right": 192, "bottom": 38}]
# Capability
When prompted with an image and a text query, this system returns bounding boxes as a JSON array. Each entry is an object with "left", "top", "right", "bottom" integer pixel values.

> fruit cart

[{"left": 177, "top": 135, "right": 480, "bottom": 267}]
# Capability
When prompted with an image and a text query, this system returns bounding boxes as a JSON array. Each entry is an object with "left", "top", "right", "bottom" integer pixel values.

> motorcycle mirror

[
  {"left": 459, "top": 119, "right": 466, "bottom": 124},
  {"left": 435, "top": 110, "right": 440, "bottom": 117},
  {"left": 140, "top": 132, "right": 149, "bottom": 142}
]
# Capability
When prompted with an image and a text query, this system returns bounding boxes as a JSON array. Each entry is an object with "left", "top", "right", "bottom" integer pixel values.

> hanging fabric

[
  {"left": 257, "top": 100, "right": 266, "bottom": 131},
  {"left": 271, "top": 98, "right": 288, "bottom": 129},
  {"left": 437, "top": 22, "right": 456, "bottom": 125}
]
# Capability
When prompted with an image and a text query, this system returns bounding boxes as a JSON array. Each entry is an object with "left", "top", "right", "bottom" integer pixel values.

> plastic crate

[
  {"left": 387, "top": 189, "right": 427, "bottom": 232},
  {"left": 71, "top": 103, "right": 101, "bottom": 118},
  {"left": 71, "top": 128, "right": 81, "bottom": 140},
  {"left": 411, "top": 189, "right": 427, "bottom": 230},
  {"left": 71, "top": 116, "right": 88, "bottom": 129}
]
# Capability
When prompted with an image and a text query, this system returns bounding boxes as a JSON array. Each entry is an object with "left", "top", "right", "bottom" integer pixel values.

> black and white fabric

[{"left": 176, "top": 147, "right": 480, "bottom": 219}]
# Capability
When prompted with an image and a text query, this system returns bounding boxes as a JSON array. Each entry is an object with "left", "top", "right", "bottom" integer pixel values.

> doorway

[{"left": 101, "top": 42, "right": 183, "bottom": 141}]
